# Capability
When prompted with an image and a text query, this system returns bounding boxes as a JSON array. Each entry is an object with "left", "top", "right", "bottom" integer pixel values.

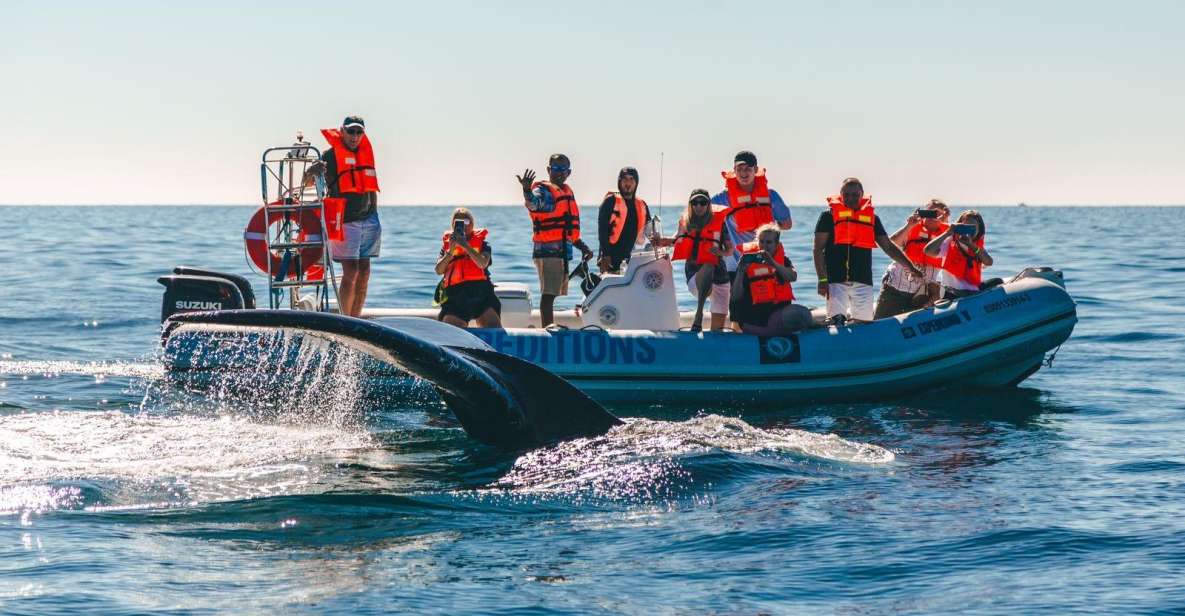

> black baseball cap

[
  {"left": 734, "top": 150, "right": 757, "bottom": 167},
  {"left": 342, "top": 115, "right": 365, "bottom": 128},
  {"left": 688, "top": 188, "right": 711, "bottom": 203}
]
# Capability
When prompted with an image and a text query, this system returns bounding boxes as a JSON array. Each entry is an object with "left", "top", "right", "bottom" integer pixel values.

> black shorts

[
  {"left": 730, "top": 300, "right": 790, "bottom": 328},
  {"left": 685, "top": 261, "right": 730, "bottom": 285},
  {"left": 438, "top": 280, "right": 501, "bottom": 322}
]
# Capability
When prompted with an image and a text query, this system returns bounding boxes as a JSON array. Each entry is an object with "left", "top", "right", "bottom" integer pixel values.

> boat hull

[{"left": 164, "top": 275, "right": 1076, "bottom": 406}]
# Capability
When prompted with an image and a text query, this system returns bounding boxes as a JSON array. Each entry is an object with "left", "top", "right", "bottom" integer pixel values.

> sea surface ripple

[{"left": 1, "top": 205, "right": 1183, "bottom": 614}]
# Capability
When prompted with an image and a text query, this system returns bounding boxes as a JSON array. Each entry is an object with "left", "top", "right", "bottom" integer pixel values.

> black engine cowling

[{"left": 157, "top": 268, "right": 255, "bottom": 322}]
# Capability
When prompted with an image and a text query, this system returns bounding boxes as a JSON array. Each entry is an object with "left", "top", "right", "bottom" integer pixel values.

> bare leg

[
  {"left": 475, "top": 307, "right": 503, "bottom": 328},
  {"left": 337, "top": 260, "right": 359, "bottom": 316},
  {"left": 710, "top": 312, "right": 727, "bottom": 331},
  {"left": 441, "top": 314, "right": 468, "bottom": 328},
  {"left": 540, "top": 294, "right": 556, "bottom": 327},
  {"left": 349, "top": 259, "right": 371, "bottom": 317},
  {"left": 691, "top": 266, "right": 713, "bottom": 331}
]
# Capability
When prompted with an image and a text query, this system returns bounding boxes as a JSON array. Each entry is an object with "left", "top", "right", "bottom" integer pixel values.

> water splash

[
  {"left": 0, "top": 359, "right": 163, "bottom": 379},
  {"left": 0, "top": 410, "right": 372, "bottom": 512},
  {"left": 146, "top": 330, "right": 379, "bottom": 430},
  {"left": 494, "top": 414, "right": 895, "bottom": 498}
]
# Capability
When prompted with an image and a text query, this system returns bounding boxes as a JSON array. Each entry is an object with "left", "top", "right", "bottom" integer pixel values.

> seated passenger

[
  {"left": 434, "top": 208, "right": 503, "bottom": 329},
  {"left": 873, "top": 199, "right": 950, "bottom": 319},
  {"left": 652, "top": 189, "right": 733, "bottom": 332},
  {"left": 923, "top": 209, "right": 994, "bottom": 299},
  {"left": 729, "top": 224, "right": 813, "bottom": 336}
]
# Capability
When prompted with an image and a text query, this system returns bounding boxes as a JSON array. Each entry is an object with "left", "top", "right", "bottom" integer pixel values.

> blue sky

[{"left": 2, "top": 0, "right": 1182, "bottom": 205}]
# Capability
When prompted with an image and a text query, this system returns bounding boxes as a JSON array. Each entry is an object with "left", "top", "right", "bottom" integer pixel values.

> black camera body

[{"left": 916, "top": 208, "right": 939, "bottom": 219}]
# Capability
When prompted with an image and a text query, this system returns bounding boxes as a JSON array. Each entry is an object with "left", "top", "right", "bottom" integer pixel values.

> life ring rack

[{"left": 243, "top": 201, "right": 325, "bottom": 279}]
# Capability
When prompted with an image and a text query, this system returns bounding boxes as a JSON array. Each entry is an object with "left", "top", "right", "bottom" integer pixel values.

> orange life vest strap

[
  {"left": 320, "top": 128, "right": 380, "bottom": 194},
  {"left": 827, "top": 196, "right": 877, "bottom": 249},
  {"left": 441, "top": 228, "right": 490, "bottom": 287},
  {"left": 941, "top": 236, "right": 984, "bottom": 288}
]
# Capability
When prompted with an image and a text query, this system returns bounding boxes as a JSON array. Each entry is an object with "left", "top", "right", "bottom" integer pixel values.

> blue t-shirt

[{"left": 711, "top": 188, "right": 792, "bottom": 271}]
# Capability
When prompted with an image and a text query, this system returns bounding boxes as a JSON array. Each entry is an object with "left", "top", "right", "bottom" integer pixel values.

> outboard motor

[{"left": 157, "top": 267, "right": 255, "bottom": 322}]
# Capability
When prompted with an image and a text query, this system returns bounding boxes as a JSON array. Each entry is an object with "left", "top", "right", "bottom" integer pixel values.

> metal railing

[{"left": 251, "top": 134, "right": 340, "bottom": 311}]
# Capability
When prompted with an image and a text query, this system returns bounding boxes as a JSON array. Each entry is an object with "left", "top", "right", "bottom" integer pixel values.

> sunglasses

[
  {"left": 548, "top": 165, "right": 571, "bottom": 173},
  {"left": 690, "top": 199, "right": 710, "bottom": 207},
  {"left": 344, "top": 127, "right": 365, "bottom": 136}
]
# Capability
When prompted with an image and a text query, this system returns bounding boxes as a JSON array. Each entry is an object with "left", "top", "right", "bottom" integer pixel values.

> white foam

[
  {"left": 0, "top": 359, "right": 163, "bottom": 379},
  {"left": 0, "top": 410, "right": 372, "bottom": 511},
  {"left": 496, "top": 414, "right": 895, "bottom": 496}
]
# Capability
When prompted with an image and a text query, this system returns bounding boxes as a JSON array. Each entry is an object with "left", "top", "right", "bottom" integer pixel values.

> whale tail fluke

[{"left": 164, "top": 310, "right": 622, "bottom": 450}]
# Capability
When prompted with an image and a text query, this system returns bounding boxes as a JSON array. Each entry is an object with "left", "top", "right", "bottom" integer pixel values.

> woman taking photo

[
  {"left": 923, "top": 209, "right": 994, "bottom": 299},
  {"left": 730, "top": 224, "right": 813, "bottom": 335},
  {"left": 435, "top": 208, "right": 503, "bottom": 328}
]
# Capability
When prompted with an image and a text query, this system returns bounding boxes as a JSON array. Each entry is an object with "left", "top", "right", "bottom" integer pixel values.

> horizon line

[{"left": 2, "top": 203, "right": 1182, "bottom": 208}]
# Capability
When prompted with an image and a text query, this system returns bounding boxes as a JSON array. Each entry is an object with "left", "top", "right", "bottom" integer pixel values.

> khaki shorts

[{"left": 534, "top": 257, "right": 569, "bottom": 296}]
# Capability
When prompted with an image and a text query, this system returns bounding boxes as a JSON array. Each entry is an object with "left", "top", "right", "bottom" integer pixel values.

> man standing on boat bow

[
  {"left": 712, "top": 151, "right": 793, "bottom": 279},
  {"left": 517, "top": 154, "right": 594, "bottom": 327},
  {"left": 304, "top": 115, "right": 381, "bottom": 317},
  {"left": 813, "top": 177, "right": 921, "bottom": 324}
]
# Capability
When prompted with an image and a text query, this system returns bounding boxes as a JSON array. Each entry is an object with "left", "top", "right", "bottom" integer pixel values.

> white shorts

[
  {"left": 827, "top": 282, "right": 875, "bottom": 321},
  {"left": 687, "top": 279, "right": 730, "bottom": 315},
  {"left": 329, "top": 212, "right": 382, "bottom": 261}
]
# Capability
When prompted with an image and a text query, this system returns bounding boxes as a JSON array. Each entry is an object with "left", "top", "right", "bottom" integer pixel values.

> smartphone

[
  {"left": 453, "top": 219, "right": 466, "bottom": 236},
  {"left": 952, "top": 223, "right": 977, "bottom": 236},
  {"left": 916, "top": 208, "right": 939, "bottom": 219}
]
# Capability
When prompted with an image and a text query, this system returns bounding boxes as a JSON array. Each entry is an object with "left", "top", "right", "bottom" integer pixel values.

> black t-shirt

[
  {"left": 598, "top": 195, "right": 649, "bottom": 263},
  {"left": 322, "top": 148, "right": 378, "bottom": 223},
  {"left": 814, "top": 210, "right": 887, "bottom": 285}
]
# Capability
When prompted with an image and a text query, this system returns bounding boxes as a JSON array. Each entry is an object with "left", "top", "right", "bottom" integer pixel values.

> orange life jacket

[
  {"left": 441, "top": 228, "right": 490, "bottom": 287},
  {"left": 320, "top": 128, "right": 379, "bottom": 194},
  {"left": 741, "top": 241, "right": 794, "bottom": 304},
  {"left": 672, "top": 210, "right": 728, "bottom": 266},
  {"left": 903, "top": 222, "right": 950, "bottom": 267},
  {"left": 721, "top": 168, "right": 774, "bottom": 233},
  {"left": 941, "top": 236, "right": 984, "bottom": 288},
  {"left": 605, "top": 192, "right": 649, "bottom": 246},
  {"left": 826, "top": 195, "right": 877, "bottom": 249},
  {"left": 530, "top": 181, "right": 581, "bottom": 244}
]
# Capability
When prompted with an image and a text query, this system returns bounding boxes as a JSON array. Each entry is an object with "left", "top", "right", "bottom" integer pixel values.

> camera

[
  {"left": 952, "top": 223, "right": 977, "bottom": 236},
  {"left": 915, "top": 208, "right": 939, "bottom": 219},
  {"left": 453, "top": 219, "right": 466, "bottom": 237}
]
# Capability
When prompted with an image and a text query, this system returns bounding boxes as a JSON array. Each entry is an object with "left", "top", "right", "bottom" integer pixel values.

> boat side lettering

[
  {"left": 472, "top": 330, "right": 657, "bottom": 365},
  {"left": 175, "top": 301, "right": 223, "bottom": 310},
  {"left": 903, "top": 311, "right": 967, "bottom": 338},
  {"left": 983, "top": 292, "right": 1031, "bottom": 314}
]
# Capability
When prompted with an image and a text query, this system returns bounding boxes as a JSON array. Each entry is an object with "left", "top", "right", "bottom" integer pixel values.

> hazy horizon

[{"left": 4, "top": 206, "right": 1180, "bottom": 210}]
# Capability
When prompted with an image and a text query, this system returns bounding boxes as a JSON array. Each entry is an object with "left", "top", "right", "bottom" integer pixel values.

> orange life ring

[{"left": 243, "top": 204, "right": 324, "bottom": 278}]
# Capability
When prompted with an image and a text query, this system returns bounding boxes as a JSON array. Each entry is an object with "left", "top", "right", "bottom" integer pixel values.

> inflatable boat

[
  {"left": 161, "top": 261, "right": 1075, "bottom": 405},
  {"left": 157, "top": 140, "right": 1077, "bottom": 410}
]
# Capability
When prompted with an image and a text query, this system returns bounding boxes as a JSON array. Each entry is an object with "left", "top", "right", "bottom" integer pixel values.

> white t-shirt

[
  {"left": 882, "top": 261, "right": 939, "bottom": 294},
  {"left": 937, "top": 238, "right": 980, "bottom": 291}
]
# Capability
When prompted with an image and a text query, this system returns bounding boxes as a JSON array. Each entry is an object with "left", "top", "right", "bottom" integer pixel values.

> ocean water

[{"left": 1, "top": 205, "right": 1183, "bottom": 615}]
